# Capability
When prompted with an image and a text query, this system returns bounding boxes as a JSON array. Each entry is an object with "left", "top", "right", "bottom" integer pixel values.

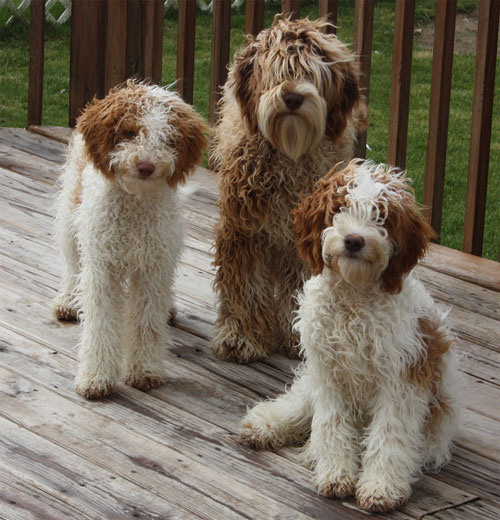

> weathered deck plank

[{"left": 0, "top": 128, "right": 499, "bottom": 519}]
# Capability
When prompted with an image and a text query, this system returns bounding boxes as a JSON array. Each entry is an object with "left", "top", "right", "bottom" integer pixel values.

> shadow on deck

[{"left": 0, "top": 127, "right": 499, "bottom": 519}]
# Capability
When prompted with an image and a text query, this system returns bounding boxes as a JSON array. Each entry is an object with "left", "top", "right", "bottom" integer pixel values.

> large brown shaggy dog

[{"left": 211, "top": 17, "right": 367, "bottom": 363}]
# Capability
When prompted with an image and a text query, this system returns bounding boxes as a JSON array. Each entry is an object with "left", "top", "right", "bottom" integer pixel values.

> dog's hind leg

[
  {"left": 240, "top": 364, "right": 312, "bottom": 449},
  {"left": 53, "top": 194, "right": 80, "bottom": 321}
]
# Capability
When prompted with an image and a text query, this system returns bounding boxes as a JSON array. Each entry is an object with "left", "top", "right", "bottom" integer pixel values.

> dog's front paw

[
  {"left": 313, "top": 463, "right": 358, "bottom": 499},
  {"left": 356, "top": 478, "right": 411, "bottom": 513},
  {"left": 125, "top": 372, "right": 166, "bottom": 391},
  {"left": 53, "top": 302, "right": 78, "bottom": 322},
  {"left": 212, "top": 332, "right": 268, "bottom": 363},
  {"left": 74, "top": 374, "right": 116, "bottom": 399}
]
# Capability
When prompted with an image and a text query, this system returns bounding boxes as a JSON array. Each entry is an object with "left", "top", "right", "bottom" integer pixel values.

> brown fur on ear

[
  {"left": 381, "top": 194, "right": 436, "bottom": 294},
  {"left": 76, "top": 82, "right": 147, "bottom": 177},
  {"left": 324, "top": 50, "right": 363, "bottom": 142},
  {"left": 168, "top": 101, "right": 211, "bottom": 187},
  {"left": 231, "top": 36, "right": 259, "bottom": 133},
  {"left": 293, "top": 165, "right": 350, "bottom": 275}
]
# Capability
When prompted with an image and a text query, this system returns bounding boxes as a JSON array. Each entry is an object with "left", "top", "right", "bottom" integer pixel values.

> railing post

[
  {"left": 245, "top": 0, "right": 265, "bottom": 36},
  {"left": 177, "top": 0, "right": 197, "bottom": 104},
  {"left": 318, "top": 0, "right": 338, "bottom": 34},
  {"left": 463, "top": 0, "right": 499, "bottom": 256},
  {"left": 27, "top": 0, "right": 45, "bottom": 128},
  {"left": 282, "top": 0, "right": 300, "bottom": 20},
  {"left": 353, "top": 0, "right": 374, "bottom": 159},
  {"left": 209, "top": 0, "right": 231, "bottom": 124},
  {"left": 387, "top": 0, "right": 415, "bottom": 169},
  {"left": 423, "top": 0, "right": 456, "bottom": 241}
]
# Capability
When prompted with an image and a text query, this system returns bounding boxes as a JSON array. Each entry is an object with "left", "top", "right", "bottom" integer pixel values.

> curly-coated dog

[
  {"left": 211, "top": 16, "right": 367, "bottom": 363},
  {"left": 53, "top": 81, "right": 208, "bottom": 399},
  {"left": 240, "top": 160, "right": 460, "bottom": 513}
]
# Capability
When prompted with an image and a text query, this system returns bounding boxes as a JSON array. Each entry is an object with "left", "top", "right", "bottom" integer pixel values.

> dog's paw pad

[
  {"left": 54, "top": 304, "right": 78, "bottom": 322},
  {"left": 125, "top": 373, "right": 165, "bottom": 391},
  {"left": 75, "top": 379, "right": 116, "bottom": 399},
  {"left": 212, "top": 336, "right": 266, "bottom": 363},
  {"left": 318, "top": 478, "right": 357, "bottom": 499},
  {"left": 356, "top": 483, "right": 410, "bottom": 513}
]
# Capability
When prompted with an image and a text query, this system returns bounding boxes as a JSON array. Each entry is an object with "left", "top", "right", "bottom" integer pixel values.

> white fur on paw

[
  {"left": 125, "top": 372, "right": 166, "bottom": 391},
  {"left": 356, "top": 478, "right": 411, "bottom": 513},
  {"left": 313, "top": 461, "right": 358, "bottom": 499},
  {"left": 74, "top": 375, "right": 116, "bottom": 399}
]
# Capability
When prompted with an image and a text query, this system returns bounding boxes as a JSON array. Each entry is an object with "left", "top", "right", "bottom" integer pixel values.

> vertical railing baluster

[
  {"left": 177, "top": 0, "right": 197, "bottom": 104},
  {"left": 463, "top": 0, "right": 500, "bottom": 256},
  {"left": 27, "top": 0, "right": 45, "bottom": 128},
  {"left": 386, "top": 0, "right": 415, "bottom": 169}
]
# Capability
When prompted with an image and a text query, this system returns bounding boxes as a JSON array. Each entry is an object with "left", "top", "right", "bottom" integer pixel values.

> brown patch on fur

[
  {"left": 409, "top": 316, "right": 451, "bottom": 390},
  {"left": 167, "top": 101, "right": 210, "bottom": 187},
  {"left": 381, "top": 193, "right": 436, "bottom": 294},
  {"left": 293, "top": 163, "right": 351, "bottom": 275},
  {"left": 76, "top": 82, "right": 148, "bottom": 177}
]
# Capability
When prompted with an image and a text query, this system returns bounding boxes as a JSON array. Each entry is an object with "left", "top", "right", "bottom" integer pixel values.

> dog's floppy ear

[
  {"left": 168, "top": 100, "right": 211, "bottom": 187},
  {"left": 293, "top": 166, "right": 348, "bottom": 275},
  {"left": 380, "top": 194, "right": 436, "bottom": 294},
  {"left": 231, "top": 36, "right": 259, "bottom": 132},
  {"left": 76, "top": 95, "right": 119, "bottom": 177},
  {"left": 323, "top": 40, "right": 365, "bottom": 143}
]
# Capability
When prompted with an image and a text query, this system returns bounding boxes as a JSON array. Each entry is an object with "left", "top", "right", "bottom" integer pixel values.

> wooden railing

[{"left": 27, "top": 0, "right": 499, "bottom": 259}]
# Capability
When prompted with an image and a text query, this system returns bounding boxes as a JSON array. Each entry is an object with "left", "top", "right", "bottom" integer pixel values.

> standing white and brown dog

[
  {"left": 53, "top": 81, "right": 208, "bottom": 399},
  {"left": 211, "top": 17, "right": 367, "bottom": 362},
  {"left": 241, "top": 161, "right": 459, "bottom": 512}
]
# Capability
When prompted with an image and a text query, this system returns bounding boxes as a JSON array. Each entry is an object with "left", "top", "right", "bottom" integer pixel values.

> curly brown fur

[{"left": 211, "top": 17, "right": 367, "bottom": 362}]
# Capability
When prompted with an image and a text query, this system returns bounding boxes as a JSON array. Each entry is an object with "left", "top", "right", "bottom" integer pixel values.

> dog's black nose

[
  {"left": 344, "top": 234, "right": 365, "bottom": 253},
  {"left": 137, "top": 160, "right": 155, "bottom": 177},
  {"left": 284, "top": 92, "right": 304, "bottom": 111}
]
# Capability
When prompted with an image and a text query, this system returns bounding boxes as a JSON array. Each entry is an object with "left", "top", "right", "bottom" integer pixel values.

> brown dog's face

[
  {"left": 294, "top": 161, "right": 435, "bottom": 293},
  {"left": 76, "top": 81, "right": 209, "bottom": 194},
  {"left": 229, "top": 17, "right": 365, "bottom": 161}
]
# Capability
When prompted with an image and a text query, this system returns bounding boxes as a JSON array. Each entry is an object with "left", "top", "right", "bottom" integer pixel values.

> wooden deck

[{"left": 0, "top": 127, "right": 499, "bottom": 520}]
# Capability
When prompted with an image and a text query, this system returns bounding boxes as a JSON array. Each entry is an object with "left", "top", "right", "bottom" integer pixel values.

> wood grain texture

[
  {"left": 177, "top": 0, "right": 197, "bottom": 104},
  {"left": 463, "top": 0, "right": 500, "bottom": 256},
  {"left": 423, "top": 0, "right": 457, "bottom": 241},
  {"left": 0, "top": 128, "right": 499, "bottom": 519},
  {"left": 387, "top": 0, "right": 415, "bottom": 169},
  {"left": 105, "top": 0, "right": 128, "bottom": 92},
  {"left": 209, "top": 0, "right": 232, "bottom": 124},
  {"left": 27, "top": 0, "right": 45, "bottom": 128}
]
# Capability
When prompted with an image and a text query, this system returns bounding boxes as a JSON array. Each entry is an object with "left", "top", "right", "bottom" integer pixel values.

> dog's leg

[
  {"left": 53, "top": 202, "right": 80, "bottom": 321},
  {"left": 356, "top": 383, "right": 428, "bottom": 512},
  {"left": 240, "top": 364, "right": 312, "bottom": 449},
  {"left": 212, "top": 232, "right": 276, "bottom": 363},
  {"left": 273, "top": 253, "right": 307, "bottom": 358},
  {"left": 123, "top": 268, "right": 171, "bottom": 391},
  {"left": 423, "top": 351, "right": 459, "bottom": 471},
  {"left": 74, "top": 264, "right": 124, "bottom": 399},
  {"left": 304, "top": 390, "right": 360, "bottom": 499}
]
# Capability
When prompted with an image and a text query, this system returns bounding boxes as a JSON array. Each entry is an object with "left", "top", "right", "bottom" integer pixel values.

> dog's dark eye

[{"left": 124, "top": 130, "right": 137, "bottom": 139}]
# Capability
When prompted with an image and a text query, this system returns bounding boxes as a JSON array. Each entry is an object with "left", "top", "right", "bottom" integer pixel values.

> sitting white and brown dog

[
  {"left": 240, "top": 160, "right": 459, "bottom": 512},
  {"left": 53, "top": 80, "right": 208, "bottom": 399}
]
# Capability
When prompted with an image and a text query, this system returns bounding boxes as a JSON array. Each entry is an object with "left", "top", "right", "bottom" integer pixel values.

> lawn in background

[{"left": 0, "top": 0, "right": 498, "bottom": 259}]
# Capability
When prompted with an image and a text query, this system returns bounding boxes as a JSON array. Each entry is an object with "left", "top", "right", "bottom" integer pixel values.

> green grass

[{"left": 0, "top": 0, "right": 498, "bottom": 259}]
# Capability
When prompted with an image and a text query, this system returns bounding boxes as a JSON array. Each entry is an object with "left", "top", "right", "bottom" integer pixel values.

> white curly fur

[
  {"left": 241, "top": 161, "right": 460, "bottom": 513},
  {"left": 53, "top": 82, "right": 207, "bottom": 399}
]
